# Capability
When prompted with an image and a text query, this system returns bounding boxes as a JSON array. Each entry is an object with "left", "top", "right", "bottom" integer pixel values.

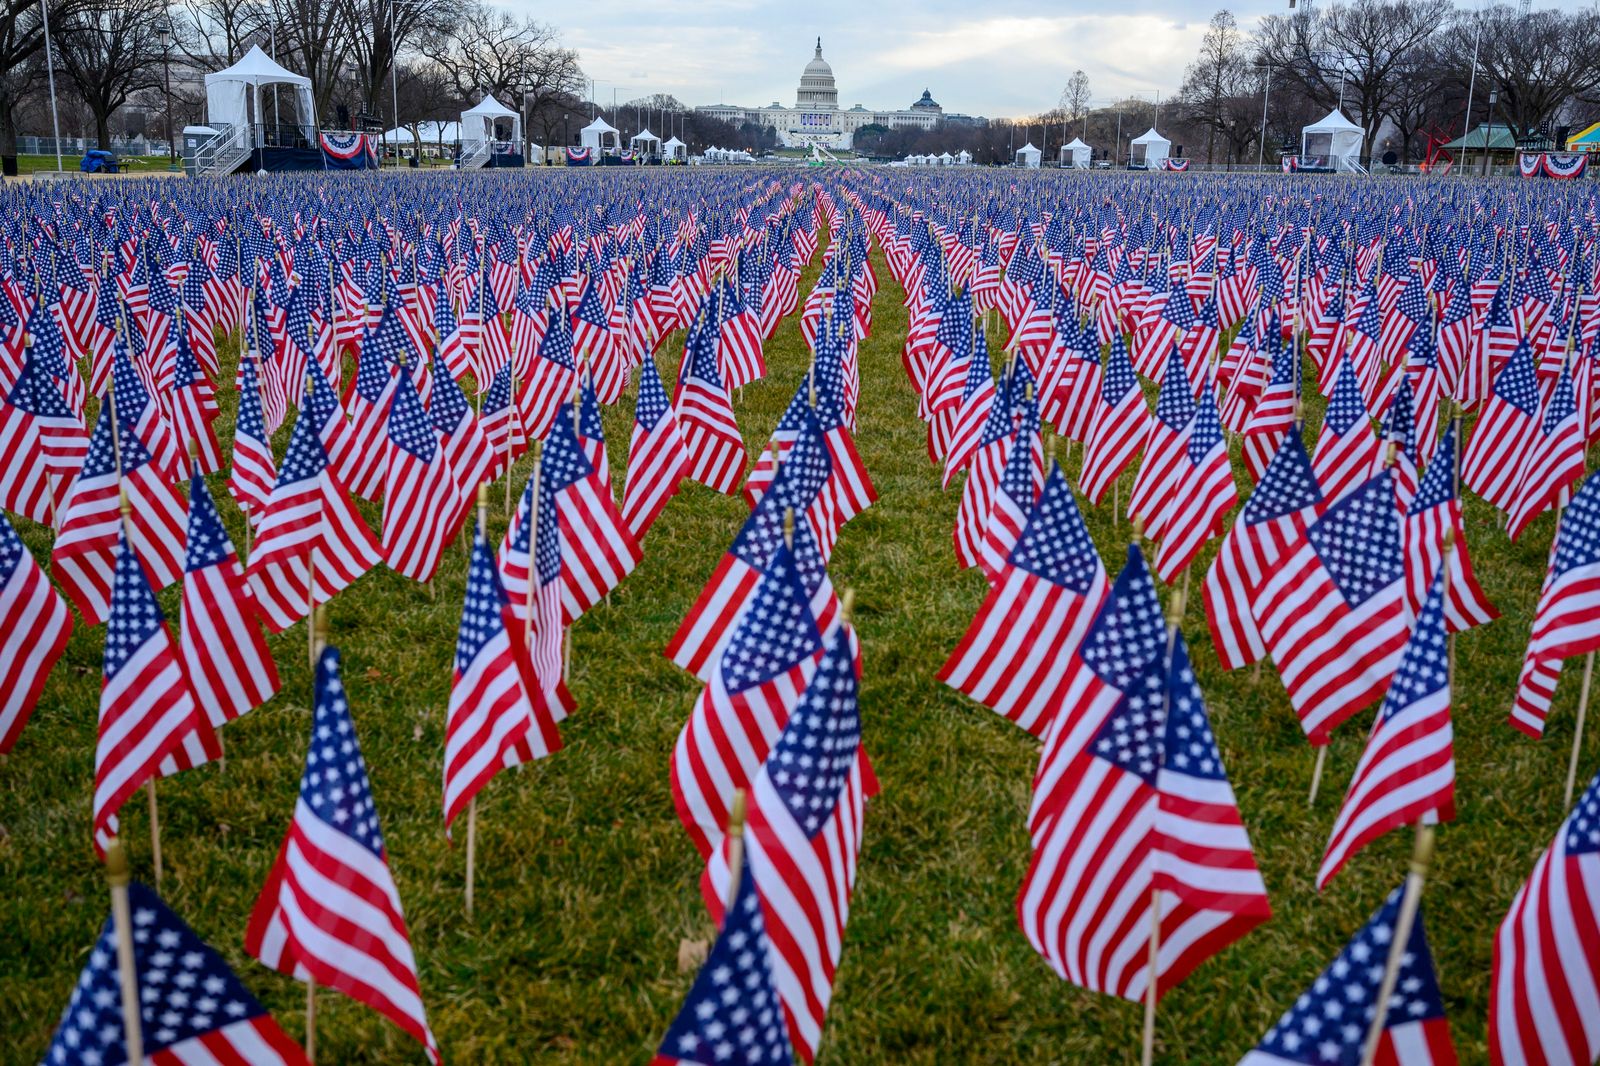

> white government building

[{"left": 695, "top": 38, "right": 957, "bottom": 150}]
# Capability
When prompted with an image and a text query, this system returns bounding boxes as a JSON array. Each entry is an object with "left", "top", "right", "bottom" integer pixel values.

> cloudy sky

[{"left": 524, "top": 0, "right": 1589, "bottom": 120}]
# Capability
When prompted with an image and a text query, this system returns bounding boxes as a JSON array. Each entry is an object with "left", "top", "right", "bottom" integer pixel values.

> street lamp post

[
  {"left": 1255, "top": 59, "right": 1272, "bottom": 169},
  {"left": 156, "top": 18, "right": 176, "bottom": 169},
  {"left": 38, "top": 0, "right": 64, "bottom": 173},
  {"left": 1481, "top": 86, "right": 1497, "bottom": 177}
]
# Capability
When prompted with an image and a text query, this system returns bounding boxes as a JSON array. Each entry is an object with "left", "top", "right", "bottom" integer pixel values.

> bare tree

[
  {"left": 0, "top": 0, "right": 76, "bottom": 167},
  {"left": 1060, "top": 69, "right": 1091, "bottom": 134},
  {"left": 54, "top": 0, "right": 166, "bottom": 148},
  {"left": 343, "top": 0, "right": 461, "bottom": 119},
  {"left": 262, "top": 0, "right": 355, "bottom": 124},
  {"left": 174, "top": 0, "right": 265, "bottom": 69},
  {"left": 1441, "top": 4, "right": 1600, "bottom": 143},
  {"left": 1177, "top": 10, "right": 1257, "bottom": 164}
]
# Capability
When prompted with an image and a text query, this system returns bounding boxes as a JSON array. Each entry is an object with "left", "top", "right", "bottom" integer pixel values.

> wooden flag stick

[
  {"left": 105, "top": 839, "right": 144, "bottom": 1065},
  {"left": 1308, "top": 746, "right": 1329, "bottom": 807},
  {"left": 1358, "top": 823, "right": 1436, "bottom": 1066},
  {"left": 1564, "top": 650, "right": 1596, "bottom": 810},
  {"left": 724, "top": 788, "right": 748, "bottom": 913},
  {"left": 1142, "top": 583, "right": 1186, "bottom": 1066}
]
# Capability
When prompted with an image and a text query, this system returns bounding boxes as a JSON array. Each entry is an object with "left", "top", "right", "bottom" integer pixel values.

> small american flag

[
  {"left": 953, "top": 368, "right": 1016, "bottom": 569},
  {"left": 977, "top": 389, "right": 1042, "bottom": 584},
  {"left": 340, "top": 302, "right": 407, "bottom": 502},
  {"left": 1243, "top": 885, "right": 1456, "bottom": 1065},
  {"left": 0, "top": 353, "right": 65, "bottom": 525},
  {"left": 1492, "top": 762, "right": 1600, "bottom": 1066},
  {"left": 381, "top": 373, "right": 462, "bottom": 583},
  {"left": 245, "top": 645, "right": 441, "bottom": 1064},
  {"left": 1462, "top": 337, "right": 1543, "bottom": 513},
  {"left": 1126, "top": 346, "right": 1197, "bottom": 540},
  {"left": 181, "top": 463, "right": 280, "bottom": 728},
  {"left": 675, "top": 309, "right": 747, "bottom": 495},
  {"left": 653, "top": 854, "right": 793, "bottom": 1066},
  {"left": 1313, "top": 352, "right": 1382, "bottom": 504},
  {"left": 46, "top": 880, "right": 309, "bottom": 1065},
  {"left": 623, "top": 354, "right": 691, "bottom": 540},
  {"left": 428, "top": 352, "right": 493, "bottom": 535},
  {"left": 96, "top": 526, "right": 220, "bottom": 856},
  {"left": 1253, "top": 471, "right": 1409, "bottom": 744},
  {"left": 1318, "top": 564, "right": 1455, "bottom": 889},
  {"left": 1079, "top": 333, "right": 1148, "bottom": 505},
  {"left": 0, "top": 512, "right": 72, "bottom": 754},
  {"left": 1155, "top": 375, "right": 1236, "bottom": 583},
  {"left": 1506, "top": 357, "right": 1583, "bottom": 542},
  {"left": 1403, "top": 424, "right": 1498, "bottom": 633}
]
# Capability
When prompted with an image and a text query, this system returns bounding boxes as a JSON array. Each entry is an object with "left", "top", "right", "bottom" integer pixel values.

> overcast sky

[{"left": 527, "top": 0, "right": 1592, "bottom": 120}]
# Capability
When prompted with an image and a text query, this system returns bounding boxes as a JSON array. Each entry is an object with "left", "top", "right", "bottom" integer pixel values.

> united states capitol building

[{"left": 695, "top": 39, "right": 970, "bottom": 150}]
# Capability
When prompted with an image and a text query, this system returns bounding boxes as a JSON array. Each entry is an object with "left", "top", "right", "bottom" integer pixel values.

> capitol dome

[{"left": 796, "top": 37, "right": 839, "bottom": 110}]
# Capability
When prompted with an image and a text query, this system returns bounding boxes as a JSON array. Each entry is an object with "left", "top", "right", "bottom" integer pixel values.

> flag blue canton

[
  {"left": 1409, "top": 424, "right": 1459, "bottom": 515},
  {"left": 1187, "top": 383, "right": 1225, "bottom": 464},
  {"left": 719, "top": 543, "right": 822, "bottom": 693},
  {"left": 1325, "top": 356, "right": 1368, "bottom": 435},
  {"left": 1102, "top": 334, "right": 1137, "bottom": 402},
  {"left": 1551, "top": 475, "right": 1600, "bottom": 579},
  {"left": 386, "top": 376, "right": 436, "bottom": 464},
  {"left": 539, "top": 305, "right": 578, "bottom": 372},
  {"left": 1156, "top": 347, "right": 1197, "bottom": 429},
  {"left": 455, "top": 530, "right": 510, "bottom": 673},
  {"left": 1009, "top": 467, "right": 1101, "bottom": 592},
  {"left": 542, "top": 405, "right": 595, "bottom": 495},
  {"left": 1382, "top": 377, "right": 1416, "bottom": 458},
  {"left": 1080, "top": 545, "right": 1165, "bottom": 694},
  {"left": 8, "top": 353, "right": 71, "bottom": 418},
  {"left": 1252, "top": 886, "right": 1447, "bottom": 1065},
  {"left": 1307, "top": 474, "right": 1405, "bottom": 608},
  {"left": 1397, "top": 276, "right": 1429, "bottom": 323},
  {"left": 44, "top": 882, "right": 272, "bottom": 1066},
  {"left": 1541, "top": 361, "right": 1578, "bottom": 433},
  {"left": 1565, "top": 768, "right": 1600, "bottom": 856},
  {"left": 635, "top": 358, "right": 672, "bottom": 429},
  {"left": 1164, "top": 635, "right": 1226, "bottom": 781},
  {"left": 0, "top": 512, "right": 26, "bottom": 585},
  {"left": 999, "top": 415, "right": 1038, "bottom": 507},
  {"left": 1381, "top": 567, "right": 1449, "bottom": 721},
  {"left": 429, "top": 354, "right": 470, "bottom": 431},
  {"left": 279, "top": 402, "right": 330, "bottom": 484},
  {"left": 656, "top": 858, "right": 793, "bottom": 1066},
  {"left": 184, "top": 474, "right": 235, "bottom": 573},
  {"left": 1494, "top": 340, "right": 1541, "bottom": 415},
  {"left": 483, "top": 363, "right": 514, "bottom": 417},
  {"left": 105, "top": 529, "right": 166, "bottom": 679},
  {"left": 302, "top": 647, "right": 386, "bottom": 858},
  {"left": 1243, "top": 433, "right": 1323, "bottom": 526},
  {"left": 768, "top": 627, "right": 860, "bottom": 839}
]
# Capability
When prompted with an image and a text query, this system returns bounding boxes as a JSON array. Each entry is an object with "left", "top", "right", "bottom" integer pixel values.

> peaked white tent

[
  {"left": 1015, "top": 141, "right": 1041, "bottom": 168},
  {"left": 663, "top": 136, "right": 687, "bottom": 162},
  {"left": 938, "top": 151, "right": 955, "bottom": 166},
  {"left": 1301, "top": 108, "right": 1364, "bottom": 172},
  {"left": 1061, "top": 136, "right": 1091, "bottom": 169},
  {"left": 956, "top": 149, "right": 972, "bottom": 165},
  {"left": 1130, "top": 128, "right": 1170, "bottom": 168},
  {"left": 629, "top": 128, "right": 661, "bottom": 157},
  {"left": 203, "top": 45, "right": 316, "bottom": 145},
  {"left": 461, "top": 95, "right": 522, "bottom": 149},
  {"left": 580, "top": 116, "right": 621, "bottom": 153}
]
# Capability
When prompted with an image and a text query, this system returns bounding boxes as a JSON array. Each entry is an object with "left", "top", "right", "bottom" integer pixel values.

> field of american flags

[{"left": 1, "top": 173, "right": 1597, "bottom": 1065}]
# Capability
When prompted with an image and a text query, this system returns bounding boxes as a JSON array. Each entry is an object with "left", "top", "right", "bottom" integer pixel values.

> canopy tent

[
  {"left": 383, "top": 122, "right": 461, "bottom": 146},
  {"left": 629, "top": 128, "right": 661, "bottom": 156},
  {"left": 1014, "top": 141, "right": 1041, "bottom": 168},
  {"left": 663, "top": 135, "right": 687, "bottom": 162},
  {"left": 580, "top": 116, "right": 621, "bottom": 153},
  {"left": 203, "top": 44, "right": 316, "bottom": 146},
  {"left": 461, "top": 95, "right": 521, "bottom": 148},
  {"left": 938, "top": 151, "right": 954, "bottom": 166},
  {"left": 1129, "top": 128, "right": 1169, "bottom": 168},
  {"left": 1060, "top": 136, "right": 1091, "bottom": 169},
  {"left": 1300, "top": 108, "right": 1363, "bottom": 172},
  {"left": 1565, "top": 121, "right": 1600, "bottom": 151},
  {"left": 955, "top": 149, "right": 972, "bottom": 165}
]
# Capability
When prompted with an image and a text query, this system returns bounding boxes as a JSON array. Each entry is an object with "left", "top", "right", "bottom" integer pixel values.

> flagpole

[
  {"left": 524, "top": 440, "right": 543, "bottom": 652},
  {"left": 1564, "top": 652, "right": 1595, "bottom": 810},
  {"left": 1358, "top": 822, "right": 1436, "bottom": 1066},
  {"left": 104, "top": 839, "right": 144, "bottom": 1064},
  {"left": 1143, "top": 566, "right": 1184, "bottom": 1066}
]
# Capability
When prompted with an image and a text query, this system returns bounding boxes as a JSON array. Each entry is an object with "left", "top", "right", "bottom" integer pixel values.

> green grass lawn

[
  {"left": 0, "top": 238, "right": 1592, "bottom": 1064},
  {"left": 14, "top": 153, "right": 180, "bottom": 175}
]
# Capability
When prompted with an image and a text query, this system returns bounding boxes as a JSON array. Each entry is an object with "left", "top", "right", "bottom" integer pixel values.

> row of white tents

[
  {"left": 903, "top": 151, "right": 973, "bottom": 166},
  {"left": 1009, "top": 109, "right": 1363, "bottom": 172}
]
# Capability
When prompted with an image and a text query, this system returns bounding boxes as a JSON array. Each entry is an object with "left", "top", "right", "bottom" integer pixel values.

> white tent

[
  {"left": 1301, "top": 108, "right": 1364, "bottom": 173},
  {"left": 1060, "top": 136, "right": 1091, "bottom": 169},
  {"left": 938, "top": 151, "right": 954, "bottom": 166},
  {"left": 1014, "top": 141, "right": 1041, "bottom": 168},
  {"left": 629, "top": 128, "right": 661, "bottom": 157},
  {"left": 1129, "top": 127, "right": 1170, "bottom": 168},
  {"left": 956, "top": 149, "right": 972, "bottom": 165},
  {"left": 580, "top": 116, "right": 621, "bottom": 153},
  {"left": 663, "top": 136, "right": 687, "bottom": 162},
  {"left": 384, "top": 121, "right": 461, "bottom": 146},
  {"left": 461, "top": 95, "right": 522, "bottom": 150},
  {"left": 203, "top": 45, "right": 316, "bottom": 146}
]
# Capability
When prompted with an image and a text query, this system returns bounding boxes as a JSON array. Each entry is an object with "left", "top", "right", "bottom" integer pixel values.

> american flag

[
  {"left": 1510, "top": 474, "right": 1600, "bottom": 738},
  {"left": 1318, "top": 565, "right": 1455, "bottom": 889},
  {"left": 545, "top": 396, "right": 640, "bottom": 620},
  {"left": 1506, "top": 357, "right": 1583, "bottom": 542},
  {"left": 940, "top": 463, "right": 1107, "bottom": 737},
  {"left": 498, "top": 457, "right": 573, "bottom": 719},
  {"left": 1403, "top": 424, "right": 1498, "bottom": 633},
  {"left": 428, "top": 353, "right": 493, "bottom": 535},
  {"left": 338, "top": 302, "right": 409, "bottom": 503},
  {"left": 245, "top": 394, "right": 383, "bottom": 633},
  {"left": 45, "top": 880, "right": 309, "bottom": 1066},
  {"left": 1253, "top": 471, "right": 1410, "bottom": 744},
  {"left": 1022, "top": 546, "right": 1270, "bottom": 999},
  {"left": 227, "top": 353, "right": 276, "bottom": 529},
  {"left": 53, "top": 401, "right": 188, "bottom": 626},
  {"left": 445, "top": 522, "right": 562, "bottom": 831},
  {"left": 666, "top": 424, "right": 837, "bottom": 681},
  {"left": 1491, "top": 761, "right": 1600, "bottom": 1066},
  {"left": 672, "top": 541, "right": 824, "bottom": 859},
  {"left": 653, "top": 854, "right": 794, "bottom": 1066},
  {"left": 433, "top": 283, "right": 472, "bottom": 385},
  {"left": 0, "top": 354, "right": 65, "bottom": 525},
  {"left": 381, "top": 374, "right": 463, "bottom": 583},
  {"left": 1127, "top": 346, "right": 1197, "bottom": 540},
  {"left": 245, "top": 645, "right": 441, "bottom": 1064},
  {"left": 1240, "top": 327, "right": 1297, "bottom": 485},
  {"left": 479, "top": 361, "right": 527, "bottom": 481},
  {"left": 700, "top": 621, "right": 869, "bottom": 1063},
  {"left": 675, "top": 310, "right": 747, "bottom": 495},
  {"left": 1462, "top": 337, "right": 1543, "bottom": 514},
  {"left": 1375, "top": 375, "right": 1421, "bottom": 512},
  {"left": 623, "top": 354, "right": 691, "bottom": 540},
  {"left": 182, "top": 465, "right": 280, "bottom": 729},
  {"left": 953, "top": 370, "right": 1016, "bottom": 569},
  {"left": 977, "top": 389, "right": 1042, "bottom": 584},
  {"left": 1079, "top": 334, "right": 1148, "bottom": 505},
  {"left": 0, "top": 512, "right": 71, "bottom": 754},
  {"left": 1313, "top": 352, "right": 1382, "bottom": 504},
  {"left": 1155, "top": 376, "right": 1237, "bottom": 583},
  {"left": 11, "top": 346, "right": 87, "bottom": 491},
  {"left": 523, "top": 297, "right": 580, "bottom": 442},
  {"left": 1242, "top": 885, "right": 1456, "bottom": 1065},
  {"left": 96, "top": 526, "right": 220, "bottom": 856}
]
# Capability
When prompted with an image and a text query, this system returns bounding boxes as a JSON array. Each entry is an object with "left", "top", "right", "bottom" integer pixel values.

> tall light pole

[
  {"left": 157, "top": 18, "right": 176, "bottom": 168},
  {"left": 1481, "top": 86, "right": 1497, "bottom": 177},
  {"left": 1255, "top": 59, "right": 1272, "bottom": 169},
  {"left": 38, "top": 0, "right": 64, "bottom": 172}
]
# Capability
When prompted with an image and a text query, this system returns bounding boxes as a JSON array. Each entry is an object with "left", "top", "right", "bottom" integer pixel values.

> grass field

[{"left": 0, "top": 233, "right": 1593, "bottom": 1065}]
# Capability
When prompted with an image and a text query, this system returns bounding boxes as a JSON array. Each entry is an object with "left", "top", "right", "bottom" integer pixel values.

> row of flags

[{"left": 8, "top": 166, "right": 1599, "bottom": 1065}]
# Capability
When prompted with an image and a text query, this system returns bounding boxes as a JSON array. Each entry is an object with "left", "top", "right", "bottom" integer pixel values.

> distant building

[{"left": 696, "top": 38, "right": 969, "bottom": 150}]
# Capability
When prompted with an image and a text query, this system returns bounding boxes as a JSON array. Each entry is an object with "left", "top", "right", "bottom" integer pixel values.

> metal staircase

[
  {"left": 458, "top": 139, "right": 491, "bottom": 169},
  {"left": 194, "top": 123, "right": 253, "bottom": 177}
]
